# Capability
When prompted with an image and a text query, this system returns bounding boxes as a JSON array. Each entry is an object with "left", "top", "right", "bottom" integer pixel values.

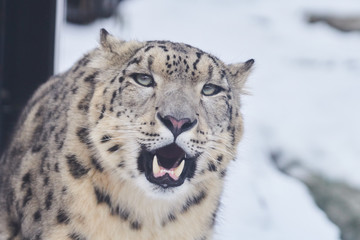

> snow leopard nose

[{"left": 157, "top": 113, "right": 197, "bottom": 138}]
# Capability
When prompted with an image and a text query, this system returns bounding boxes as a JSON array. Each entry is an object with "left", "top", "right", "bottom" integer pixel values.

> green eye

[
  {"left": 201, "top": 84, "right": 222, "bottom": 96},
  {"left": 131, "top": 73, "right": 154, "bottom": 87}
]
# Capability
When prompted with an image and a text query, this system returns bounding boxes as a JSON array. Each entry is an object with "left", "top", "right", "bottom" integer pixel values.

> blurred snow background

[{"left": 57, "top": 0, "right": 360, "bottom": 239}]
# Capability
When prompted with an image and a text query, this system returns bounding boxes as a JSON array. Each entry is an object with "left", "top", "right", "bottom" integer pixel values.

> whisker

[
  {"left": 207, "top": 145, "right": 235, "bottom": 159},
  {"left": 201, "top": 151, "right": 219, "bottom": 164}
]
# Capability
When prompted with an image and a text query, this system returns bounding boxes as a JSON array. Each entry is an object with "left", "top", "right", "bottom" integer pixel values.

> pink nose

[
  {"left": 168, "top": 116, "right": 189, "bottom": 130},
  {"left": 157, "top": 114, "right": 197, "bottom": 138}
]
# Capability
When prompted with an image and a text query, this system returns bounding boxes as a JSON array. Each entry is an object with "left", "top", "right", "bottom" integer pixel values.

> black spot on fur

[
  {"left": 148, "top": 55, "right": 154, "bottom": 70},
  {"left": 208, "top": 65, "right": 213, "bottom": 79},
  {"left": 168, "top": 213, "right": 176, "bottom": 222},
  {"left": 31, "top": 125, "right": 42, "bottom": 143},
  {"left": 119, "top": 76, "right": 124, "bottom": 83},
  {"left": 216, "top": 155, "right": 223, "bottom": 163},
  {"left": 94, "top": 187, "right": 111, "bottom": 207},
  {"left": 220, "top": 169, "right": 227, "bottom": 178},
  {"left": 5, "top": 190, "right": 14, "bottom": 214},
  {"left": 158, "top": 45, "right": 168, "bottom": 52},
  {"left": 127, "top": 57, "right": 142, "bottom": 66},
  {"left": 208, "top": 54, "right": 219, "bottom": 67},
  {"left": 112, "top": 205, "right": 130, "bottom": 221},
  {"left": 8, "top": 220, "right": 21, "bottom": 238},
  {"left": 66, "top": 155, "right": 90, "bottom": 179},
  {"left": 77, "top": 127, "right": 91, "bottom": 146},
  {"left": 101, "top": 135, "right": 111, "bottom": 143},
  {"left": 54, "top": 125, "right": 67, "bottom": 150},
  {"left": 35, "top": 232, "right": 42, "bottom": 240},
  {"left": 193, "top": 52, "right": 203, "bottom": 70},
  {"left": 144, "top": 45, "right": 154, "bottom": 52},
  {"left": 230, "top": 126, "right": 236, "bottom": 146},
  {"left": 110, "top": 76, "right": 116, "bottom": 84},
  {"left": 35, "top": 106, "right": 44, "bottom": 118},
  {"left": 108, "top": 144, "right": 120, "bottom": 152},
  {"left": 54, "top": 162, "right": 59, "bottom": 172},
  {"left": 69, "top": 233, "right": 87, "bottom": 240},
  {"left": 110, "top": 90, "right": 117, "bottom": 104},
  {"left": 45, "top": 190, "right": 53, "bottom": 210},
  {"left": 22, "top": 188, "right": 32, "bottom": 207},
  {"left": 72, "top": 86, "right": 78, "bottom": 94},
  {"left": 84, "top": 72, "right": 98, "bottom": 83},
  {"left": 103, "top": 87, "right": 108, "bottom": 95},
  {"left": 21, "top": 172, "right": 31, "bottom": 189},
  {"left": 220, "top": 69, "right": 226, "bottom": 79},
  {"left": 228, "top": 105, "right": 233, "bottom": 123},
  {"left": 208, "top": 162, "right": 217, "bottom": 172},
  {"left": 77, "top": 92, "right": 93, "bottom": 112},
  {"left": 117, "top": 161, "right": 125, "bottom": 168},
  {"left": 57, "top": 209, "right": 70, "bottom": 224},
  {"left": 182, "top": 190, "right": 207, "bottom": 213},
  {"left": 33, "top": 209, "right": 42, "bottom": 222},
  {"left": 162, "top": 213, "right": 177, "bottom": 226},
  {"left": 94, "top": 187, "right": 131, "bottom": 221},
  {"left": 31, "top": 144, "right": 43, "bottom": 153},
  {"left": 130, "top": 220, "right": 141, "bottom": 230},
  {"left": 73, "top": 56, "right": 90, "bottom": 72},
  {"left": 43, "top": 175, "right": 50, "bottom": 186},
  {"left": 99, "top": 105, "right": 106, "bottom": 119},
  {"left": 210, "top": 210, "right": 218, "bottom": 228},
  {"left": 8, "top": 145, "right": 24, "bottom": 162},
  {"left": 91, "top": 156, "right": 104, "bottom": 172}
]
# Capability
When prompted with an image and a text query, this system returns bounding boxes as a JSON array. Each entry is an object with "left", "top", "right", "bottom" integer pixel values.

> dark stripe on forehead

[
  {"left": 127, "top": 56, "right": 143, "bottom": 67},
  {"left": 193, "top": 52, "right": 203, "bottom": 70},
  {"left": 144, "top": 45, "right": 154, "bottom": 52},
  {"left": 208, "top": 65, "right": 213, "bottom": 79},
  {"left": 220, "top": 70, "right": 226, "bottom": 79},
  {"left": 207, "top": 54, "right": 220, "bottom": 67},
  {"left": 147, "top": 55, "right": 154, "bottom": 71},
  {"left": 158, "top": 45, "right": 169, "bottom": 52}
]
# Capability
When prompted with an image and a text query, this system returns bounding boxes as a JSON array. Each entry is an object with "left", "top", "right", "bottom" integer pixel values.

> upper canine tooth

[
  {"left": 152, "top": 155, "right": 160, "bottom": 175},
  {"left": 174, "top": 160, "right": 185, "bottom": 178}
]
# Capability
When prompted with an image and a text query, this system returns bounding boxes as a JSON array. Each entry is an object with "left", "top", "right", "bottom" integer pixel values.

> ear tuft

[
  {"left": 227, "top": 58, "right": 255, "bottom": 90},
  {"left": 244, "top": 59, "right": 255, "bottom": 71},
  {"left": 99, "top": 28, "right": 125, "bottom": 52},
  {"left": 100, "top": 28, "right": 110, "bottom": 46}
]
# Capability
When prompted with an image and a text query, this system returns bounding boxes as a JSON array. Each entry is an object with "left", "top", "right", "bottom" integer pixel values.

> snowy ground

[{"left": 57, "top": 0, "right": 360, "bottom": 239}]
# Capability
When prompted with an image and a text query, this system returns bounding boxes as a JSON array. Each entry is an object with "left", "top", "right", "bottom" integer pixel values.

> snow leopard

[{"left": 0, "top": 29, "right": 254, "bottom": 240}]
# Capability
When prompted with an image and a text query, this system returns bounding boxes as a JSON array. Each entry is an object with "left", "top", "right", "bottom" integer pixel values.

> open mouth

[{"left": 137, "top": 143, "right": 197, "bottom": 188}]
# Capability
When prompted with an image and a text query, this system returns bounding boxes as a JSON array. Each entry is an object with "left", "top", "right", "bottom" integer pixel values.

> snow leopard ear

[
  {"left": 227, "top": 59, "right": 254, "bottom": 90},
  {"left": 100, "top": 28, "right": 125, "bottom": 51}
]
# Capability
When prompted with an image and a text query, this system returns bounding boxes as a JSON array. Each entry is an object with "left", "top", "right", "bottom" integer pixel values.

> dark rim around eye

[
  {"left": 202, "top": 84, "right": 223, "bottom": 96},
  {"left": 130, "top": 73, "right": 155, "bottom": 87}
]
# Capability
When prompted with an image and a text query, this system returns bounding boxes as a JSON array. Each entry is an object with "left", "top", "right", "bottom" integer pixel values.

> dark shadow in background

[
  {"left": 0, "top": 0, "right": 123, "bottom": 154},
  {"left": 0, "top": 0, "right": 57, "bottom": 154}
]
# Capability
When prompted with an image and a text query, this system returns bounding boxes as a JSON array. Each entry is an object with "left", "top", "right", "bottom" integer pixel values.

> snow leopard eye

[
  {"left": 131, "top": 73, "right": 154, "bottom": 87},
  {"left": 201, "top": 84, "right": 223, "bottom": 96}
]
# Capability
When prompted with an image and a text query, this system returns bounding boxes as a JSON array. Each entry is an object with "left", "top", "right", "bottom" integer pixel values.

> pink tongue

[{"left": 154, "top": 166, "right": 179, "bottom": 181}]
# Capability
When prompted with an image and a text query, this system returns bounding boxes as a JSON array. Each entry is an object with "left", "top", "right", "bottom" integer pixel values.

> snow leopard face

[{"left": 89, "top": 29, "right": 253, "bottom": 197}]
